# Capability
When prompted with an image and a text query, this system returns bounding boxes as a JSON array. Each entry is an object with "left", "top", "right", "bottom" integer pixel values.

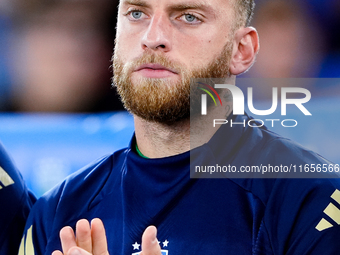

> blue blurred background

[
  {"left": 0, "top": 112, "right": 134, "bottom": 197},
  {"left": 0, "top": 0, "right": 339, "bottom": 197}
]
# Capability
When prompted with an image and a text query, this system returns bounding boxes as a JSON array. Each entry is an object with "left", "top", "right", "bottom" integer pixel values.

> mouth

[{"left": 134, "top": 64, "right": 178, "bottom": 78}]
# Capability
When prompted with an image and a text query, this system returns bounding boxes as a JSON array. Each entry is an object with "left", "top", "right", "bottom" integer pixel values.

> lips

[
  {"left": 135, "top": 64, "right": 178, "bottom": 73},
  {"left": 134, "top": 64, "right": 178, "bottom": 78}
]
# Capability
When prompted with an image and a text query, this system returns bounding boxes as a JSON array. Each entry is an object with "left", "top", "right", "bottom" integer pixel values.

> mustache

[{"left": 124, "top": 51, "right": 183, "bottom": 74}]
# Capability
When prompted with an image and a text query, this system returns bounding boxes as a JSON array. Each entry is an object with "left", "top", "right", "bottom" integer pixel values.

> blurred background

[
  {"left": 1, "top": 0, "right": 124, "bottom": 112},
  {"left": 240, "top": 0, "right": 340, "bottom": 98},
  {"left": 0, "top": 0, "right": 339, "bottom": 197}
]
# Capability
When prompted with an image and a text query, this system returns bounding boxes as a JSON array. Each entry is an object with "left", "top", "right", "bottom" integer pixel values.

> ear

[{"left": 229, "top": 27, "right": 259, "bottom": 75}]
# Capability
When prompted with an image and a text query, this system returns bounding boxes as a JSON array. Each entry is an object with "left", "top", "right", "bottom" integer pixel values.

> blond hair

[{"left": 234, "top": 0, "right": 255, "bottom": 28}]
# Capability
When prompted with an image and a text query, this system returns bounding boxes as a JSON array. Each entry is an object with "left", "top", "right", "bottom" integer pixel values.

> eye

[
  {"left": 131, "top": 10, "right": 143, "bottom": 20},
  {"left": 124, "top": 9, "right": 146, "bottom": 21},
  {"left": 179, "top": 13, "right": 202, "bottom": 24},
  {"left": 184, "top": 14, "right": 196, "bottom": 22}
]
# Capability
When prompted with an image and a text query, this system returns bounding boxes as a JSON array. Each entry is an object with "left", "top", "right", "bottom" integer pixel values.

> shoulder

[
  {"left": 0, "top": 141, "right": 36, "bottom": 205},
  {"left": 33, "top": 148, "right": 128, "bottom": 218},
  {"left": 254, "top": 177, "right": 340, "bottom": 254},
  {"left": 0, "top": 142, "right": 36, "bottom": 254},
  {"left": 0, "top": 142, "right": 29, "bottom": 189},
  {"left": 241, "top": 128, "right": 340, "bottom": 253},
  {"left": 234, "top": 125, "right": 332, "bottom": 174},
  {"left": 225, "top": 120, "right": 340, "bottom": 209},
  {"left": 21, "top": 149, "right": 128, "bottom": 254},
  {"left": 261, "top": 128, "right": 329, "bottom": 163}
]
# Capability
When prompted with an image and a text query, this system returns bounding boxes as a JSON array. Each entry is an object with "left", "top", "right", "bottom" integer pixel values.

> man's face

[{"left": 113, "top": 0, "right": 237, "bottom": 123}]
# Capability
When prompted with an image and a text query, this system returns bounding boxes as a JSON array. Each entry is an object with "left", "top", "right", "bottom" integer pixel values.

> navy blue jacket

[
  {"left": 0, "top": 142, "right": 36, "bottom": 255},
  {"left": 21, "top": 115, "right": 340, "bottom": 254}
]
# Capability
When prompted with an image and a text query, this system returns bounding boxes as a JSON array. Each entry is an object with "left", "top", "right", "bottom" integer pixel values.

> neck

[
  {"left": 134, "top": 95, "right": 233, "bottom": 159},
  {"left": 134, "top": 76, "right": 235, "bottom": 158},
  {"left": 134, "top": 116, "right": 190, "bottom": 158}
]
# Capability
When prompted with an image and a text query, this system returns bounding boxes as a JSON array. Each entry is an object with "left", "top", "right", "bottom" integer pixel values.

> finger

[
  {"left": 91, "top": 218, "right": 109, "bottom": 255},
  {"left": 68, "top": 247, "right": 92, "bottom": 255},
  {"left": 60, "top": 226, "right": 77, "bottom": 254},
  {"left": 75, "top": 219, "right": 92, "bottom": 253},
  {"left": 140, "top": 226, "right": 161, "bottom": 255},
  {"left": 52, "top": 251, "right": 63, "bottom": 255}
]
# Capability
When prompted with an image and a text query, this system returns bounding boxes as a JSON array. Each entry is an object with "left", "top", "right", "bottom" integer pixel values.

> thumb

[{"left": 140, "top": 226, "right": 161, "bottom": 255}]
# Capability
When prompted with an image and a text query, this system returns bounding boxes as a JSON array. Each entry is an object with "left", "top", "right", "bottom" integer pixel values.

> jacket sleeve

[
  {"left": 0, "top": 142, "right": 36, "bottom": 255},
  {"left": 18, "top": 183, "right": 64, "bottom": 255},
  {"left": 18, "top": 155, "right": 112, "bottom": 255},
  {"left": 262, "top": 178, "right": 340, "bottom": 255}
]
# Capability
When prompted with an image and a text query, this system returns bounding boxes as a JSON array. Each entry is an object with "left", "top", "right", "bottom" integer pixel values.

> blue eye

[
  {"left": 184, "top": 14, "right": 196, "bottom": 22},
  {"left": 131, "top": 11, "right": 143, "bottom": 19},
  {"left": 180, "top": 13, "right": 202, "bottom": 24}
]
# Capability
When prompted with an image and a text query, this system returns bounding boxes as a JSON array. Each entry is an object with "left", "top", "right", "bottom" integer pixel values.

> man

[
  {"left": 21, "top": 0, "right": 340, "bottom": 254},
  {"left": 0, "top": 142, "right": 36, "bottom": 254}
]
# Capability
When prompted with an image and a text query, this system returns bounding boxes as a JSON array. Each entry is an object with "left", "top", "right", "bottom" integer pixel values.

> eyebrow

[
  {"left": 122, "top": 0, "right": 151, "bottom": 8},
  {"left": 167, "top": 1, "right": 214, "bottom": 13}
]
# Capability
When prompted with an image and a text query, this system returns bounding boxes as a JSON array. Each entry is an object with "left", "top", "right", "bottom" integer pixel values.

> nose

[{"left": 141, "top": 13, "right": 172, "bottom": 52}]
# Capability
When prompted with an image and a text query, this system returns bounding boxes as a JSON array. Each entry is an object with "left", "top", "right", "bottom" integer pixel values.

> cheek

[
  {"left": 115, "top": 21, "right": 136, "bottom": 52},
  {"left": 175, "top": 38, "right": 223, "bottom": 66},
  {"left": 115, "top": 35, "right": 135, "bottom": 63},
  {"left": 115, "top": 28, "right": 146, "bottom": 62},
  {"left": 172, "top": 26, "right": 228, "bottom": 64}
]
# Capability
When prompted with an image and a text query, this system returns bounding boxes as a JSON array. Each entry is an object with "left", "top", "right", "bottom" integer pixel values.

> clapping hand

[{"left": 52, "top": 218, "right": 161, "bottom": 255}]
